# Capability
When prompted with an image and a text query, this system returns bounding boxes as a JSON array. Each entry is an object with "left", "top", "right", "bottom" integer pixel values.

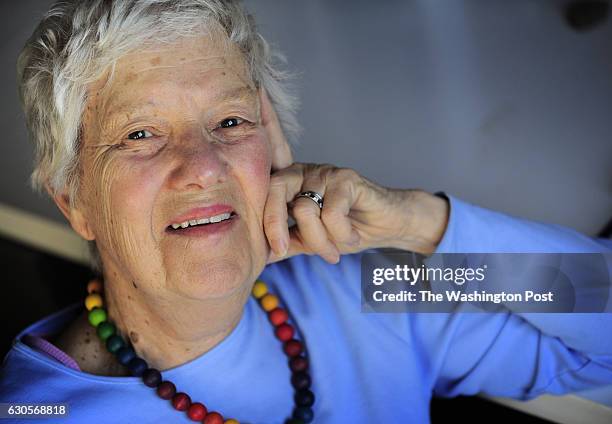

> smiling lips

[
  {"left": 171, "top": 212, "right": 233, "bottom": 229},
  {"left": 167, "top": 205, "right": 236, "bottom": 231}
]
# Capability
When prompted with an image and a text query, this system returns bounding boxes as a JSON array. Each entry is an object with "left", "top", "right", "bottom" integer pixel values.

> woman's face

[{"left": 76, "top": 35, "right": 273, "bottom": 300}]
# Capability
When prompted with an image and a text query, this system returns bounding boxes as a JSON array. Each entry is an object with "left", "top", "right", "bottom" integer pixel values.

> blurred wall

[{"left": 1, "top": 0, "right": 611, "bottom": 233}]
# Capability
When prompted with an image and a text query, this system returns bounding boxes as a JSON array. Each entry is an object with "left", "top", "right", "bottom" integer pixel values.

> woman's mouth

[
  {"left": 166, "top": 211, "right": 238, "bottom": 236},
  {"left": 168, "top": 211, "right": 235, "bottom": 230}
]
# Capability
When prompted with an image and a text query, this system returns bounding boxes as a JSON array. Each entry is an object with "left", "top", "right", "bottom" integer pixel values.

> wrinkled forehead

[{"left": 85, "top": 33, "right": 255, "bottom": 120}]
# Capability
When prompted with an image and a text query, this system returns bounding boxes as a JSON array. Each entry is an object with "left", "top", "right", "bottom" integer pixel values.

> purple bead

[
  {"left": 157, "top": 381, "right": 176, "bottom": 400},
  {"left": 291, "top": 371, "right": 311, "bottom": 390},
  {"left": 142, "top": 368, "right": 162, "bottom": 387},
  {"left": 127, "top": 357, "right": 148, "bottom": 376},
  {"left": 289, "top": 356, "right": 308, "bottom": 372}
]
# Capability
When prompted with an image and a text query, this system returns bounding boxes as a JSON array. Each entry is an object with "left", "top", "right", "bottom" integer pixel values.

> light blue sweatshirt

[{"left": 1, "top": 194, "right": 611, "bottom": 423}]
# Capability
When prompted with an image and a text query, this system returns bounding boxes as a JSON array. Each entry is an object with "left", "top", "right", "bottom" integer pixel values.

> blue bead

[
  {"left": 294, "top": 389, "right": 315, "bottom": 407},
  {"left": 116, "top": 346, "right": 136, "bottom": 365},
  {"left": 128, "top": 357, "right": 148, "bottom": 376},
  {"left": 293, "top": 406, "right": 313, "bottom": 423}
]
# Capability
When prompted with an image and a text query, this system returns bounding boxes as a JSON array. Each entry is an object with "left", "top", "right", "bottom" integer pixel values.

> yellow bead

[
  {"left": 251, "top": 281, "right": 268, "bottom": 299},
  {"left": 260, "top": 294, "right": 279, "bottom": 311},
  {"left": 85, "top": 293, "right": 103, "bottom": 311},
  {"left": 87, "top": 279, "right": 103, "bottom": 294},
  {"left": 224, "top": 420, "right": 240, "bottom": 424}
]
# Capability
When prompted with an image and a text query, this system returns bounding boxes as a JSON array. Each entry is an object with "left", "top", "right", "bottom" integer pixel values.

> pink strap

[{"left": 21, "top": 333, "right": 81, "bottom": 371}]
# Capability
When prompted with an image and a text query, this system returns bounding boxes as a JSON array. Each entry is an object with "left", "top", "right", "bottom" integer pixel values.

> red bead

[
  {"left": 284, "top": 339, "right": 303, "bottom": 357},
  {"left": 187, "top": 402, "right": 207, "bottom": 421},
  {"left": 268, "top": 307, "right": 288, "bottom": 326},
  {"left": 156, "top": 381, "right": 176, "bottom": 400},
  {"left": 172, "top": 392, "right": 191, "bottom": 411},
  {"left": 275, "top": 323, "right": 294, "bottom": 341},
  {"left": 289, "top": 356, "right": 308, "bottom": 372},
  {"left": 203, "top": 411, "right": 224, "bottom": 424}
]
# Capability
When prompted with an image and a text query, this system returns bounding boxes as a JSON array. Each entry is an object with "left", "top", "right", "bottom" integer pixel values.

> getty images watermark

[{"left": 360, "top": 251, "right": 612, "bottom": 313}]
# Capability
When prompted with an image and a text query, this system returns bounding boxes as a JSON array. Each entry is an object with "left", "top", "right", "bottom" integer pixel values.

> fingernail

[
  {"left": 328, "top": 247, "right": 340, "bottom": 264},
  {"left": 327, "top": 253, "right": 340, "bottom": 264},
  {"left": 278, "top": 238, "right": 288, "bottom": 256},
  {"left": 348, "top": 231, "right": 360, "bottom": 246}
]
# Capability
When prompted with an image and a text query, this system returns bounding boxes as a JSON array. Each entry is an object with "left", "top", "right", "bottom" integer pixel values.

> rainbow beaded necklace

[{"left": 84, "top": 278, "right": 315, "bottom": 423}]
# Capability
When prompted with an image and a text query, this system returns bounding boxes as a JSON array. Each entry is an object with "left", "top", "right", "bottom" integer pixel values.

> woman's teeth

[{"left": 170, "top": 212, "right": 232, "bottom": 230}]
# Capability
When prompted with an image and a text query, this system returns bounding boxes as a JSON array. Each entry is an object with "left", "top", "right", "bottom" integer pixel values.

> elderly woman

[{"left": 1, "top": 1, "right": 611, "bottom": 423}]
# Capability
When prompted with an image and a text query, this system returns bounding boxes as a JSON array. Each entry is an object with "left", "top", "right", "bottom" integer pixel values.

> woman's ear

[
  {"left": 46, "top": 183, "right": 96, "bottom": 241},
  {"left": 259, "top": 88, "right": 293, "bottom": 171}
]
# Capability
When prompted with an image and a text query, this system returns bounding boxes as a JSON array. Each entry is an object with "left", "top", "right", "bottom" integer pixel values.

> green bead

[
  {"left": 88, "top": 307, "right": 107, "bottom": 327},
  {"left": 106, "top": 335, "right": 125, "bottom": 353},
  {"left": 96, "top": 321, "right": 116, "bottom": 341}
]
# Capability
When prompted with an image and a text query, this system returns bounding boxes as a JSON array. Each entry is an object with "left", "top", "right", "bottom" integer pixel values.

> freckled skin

[{"left": 65, "top": 35, "right": 275, "bottom": 372}]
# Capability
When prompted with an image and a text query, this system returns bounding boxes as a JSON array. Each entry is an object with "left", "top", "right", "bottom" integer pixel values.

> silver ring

[{"left": 294, "top": 190, "right": 324, "bottom": 209}]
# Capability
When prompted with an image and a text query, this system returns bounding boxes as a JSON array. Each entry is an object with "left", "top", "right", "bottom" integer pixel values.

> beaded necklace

[{"left": 83, "top": 278, "right": 315, "bottom": 423}]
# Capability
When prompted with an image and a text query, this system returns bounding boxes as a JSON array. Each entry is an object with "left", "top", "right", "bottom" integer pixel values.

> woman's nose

[{"left": 167, "top": 134, "right": 228, "bottom": 191}]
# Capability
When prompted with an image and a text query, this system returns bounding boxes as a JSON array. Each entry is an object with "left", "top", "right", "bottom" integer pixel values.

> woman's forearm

[{"left": 392, "top": 189, "right": 450, "bottom": 255}]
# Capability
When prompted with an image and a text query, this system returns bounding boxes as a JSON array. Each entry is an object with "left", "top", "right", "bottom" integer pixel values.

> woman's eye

[
  {"left": 219, "top": 117, "right": 244, "bottom": 129},
  {"left": 127, "top": 129, "right": 153, "bottom": 140}
]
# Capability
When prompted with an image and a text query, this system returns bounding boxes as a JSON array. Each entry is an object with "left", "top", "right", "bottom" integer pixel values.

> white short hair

[
  {"left": 17, "top": 0, "right": 300, "bottom": 271},
  {"left": 18, "top": 0, "right": 300, "bottom": 205}
]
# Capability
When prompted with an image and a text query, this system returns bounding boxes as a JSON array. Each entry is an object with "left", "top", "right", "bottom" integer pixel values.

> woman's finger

[
  {"left": 320, "top": 178, "right": 361, "bottom": 248},
  {"left": 289, "top": 168, "right": 340, "bottom": 264},
  {"left": 266, "top": 225, "right": 308, "bottom": 264},
  {"left": 264, "top": 166, "right": 303, "bottom": 256},
  {"left": 263, "top": 175, "right": 291, "bottom": 256}
]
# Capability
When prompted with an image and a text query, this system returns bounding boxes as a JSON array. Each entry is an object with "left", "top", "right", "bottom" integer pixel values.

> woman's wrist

[{"left": 394, "top": 189, "right": 450, "bottom": 255}]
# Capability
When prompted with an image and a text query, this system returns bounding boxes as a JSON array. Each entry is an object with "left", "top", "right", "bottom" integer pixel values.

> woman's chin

[{"left": 168, "top": 260, "right": 253, "bottom": 300}]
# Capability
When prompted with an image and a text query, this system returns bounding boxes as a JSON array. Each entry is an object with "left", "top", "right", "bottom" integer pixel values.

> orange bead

[
  {"left": 251, "top": 281, "right": 268, "bottom": 299},
  {"left": 224, "top": 420, "right": 240, "bottom": 424},
  {"left": 87, "top": 279, "right": 103, "bottom": 294},
  {"left": 85, "top": 293, "right": 103, "bottom": 311},
  {"left": 260, "top": 294, "right": 279, "bottom": 312}
]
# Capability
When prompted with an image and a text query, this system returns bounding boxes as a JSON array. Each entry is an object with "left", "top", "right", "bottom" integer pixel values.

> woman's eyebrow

[
  {"left": 212, "top": 86, "right": 257, "bottom": 103},
  {"left": 103, "top": 86, "right": 257, "bottom": 125}
]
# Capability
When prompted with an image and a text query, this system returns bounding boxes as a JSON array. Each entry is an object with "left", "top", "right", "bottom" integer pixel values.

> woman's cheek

[
  {"left": 234, "top": 132, "right": 273, "bottom": 202},
  {"left": 225, "top": 134, "right": 272, "bottom": 251},
  {"left": 88, "top": 156, "right": 160, "bottom": 265},
  {"left": 238, "top": 136, "right": 273, "bottom": 269}
]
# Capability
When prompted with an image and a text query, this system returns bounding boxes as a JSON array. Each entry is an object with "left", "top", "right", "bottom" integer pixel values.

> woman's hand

[{"left": 264, "top": 163, "right": 450, "bottom": 264}]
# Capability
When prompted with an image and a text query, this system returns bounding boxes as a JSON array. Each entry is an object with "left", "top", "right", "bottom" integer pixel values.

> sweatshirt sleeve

[{"left": 431, "top": 193, "right": 612, "bottom": 400}]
